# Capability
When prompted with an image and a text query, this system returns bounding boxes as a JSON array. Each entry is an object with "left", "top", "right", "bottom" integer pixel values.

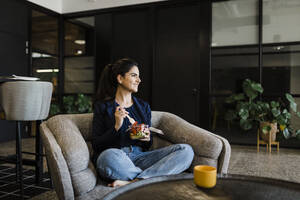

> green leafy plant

[
  {"left": 225, "top": 79, "right": 300, "bottom": 139},
  {"left": 49, "top": 103, "right": 61, "bottom": 116},
  {"left": 75, "top": 94, "right": 93, "bottom": 113},
  {"left": 63, "top": 95, "right": 76, "bottom": 114},
  {"left": 49, "top": 94, "right": 92, "bottom": 116}
]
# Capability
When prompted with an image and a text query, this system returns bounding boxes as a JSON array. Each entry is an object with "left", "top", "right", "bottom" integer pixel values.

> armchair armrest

[
  {"left": 151, "top": 111, "right": 231, "bottom": 174},
  {"left": 40, "top": 122, "right": 75, "bottom": 200}
]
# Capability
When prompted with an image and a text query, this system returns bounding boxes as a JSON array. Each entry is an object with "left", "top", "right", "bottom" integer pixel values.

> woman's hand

[
  {"left": 139, "top": 127, "right": 151, "bottom": 142},
  {"left": 114, "top": 106, "right": 128, "bottom": 131}
]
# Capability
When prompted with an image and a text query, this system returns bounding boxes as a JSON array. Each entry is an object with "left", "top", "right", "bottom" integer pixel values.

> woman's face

[{"left": 118, "top": 66, "right": 141, "bottom": 93}]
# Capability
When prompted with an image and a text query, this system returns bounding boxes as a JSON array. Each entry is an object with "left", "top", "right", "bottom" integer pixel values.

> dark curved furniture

[{"left": 103, "top": 174, "right": 300, "bottom": 200}]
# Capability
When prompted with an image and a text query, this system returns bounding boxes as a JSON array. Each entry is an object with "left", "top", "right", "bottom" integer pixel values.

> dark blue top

[{"left": 92, "top": 96, "right": 153, "bottom": 163}]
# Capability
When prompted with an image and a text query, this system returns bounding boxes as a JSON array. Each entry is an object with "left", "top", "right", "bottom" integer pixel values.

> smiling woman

[{"left": 92, "top": 58, "right": 194, "bottom": 187}]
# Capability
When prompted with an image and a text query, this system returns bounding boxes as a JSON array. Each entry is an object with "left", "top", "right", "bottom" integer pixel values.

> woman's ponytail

[{"left": 95, "top": 63, "right": 116, "bottom": 102}]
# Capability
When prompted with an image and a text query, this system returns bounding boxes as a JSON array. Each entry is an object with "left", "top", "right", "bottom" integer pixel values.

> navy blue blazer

[{"left": 92, "top": 96, "right": 153, "bottom": 162}]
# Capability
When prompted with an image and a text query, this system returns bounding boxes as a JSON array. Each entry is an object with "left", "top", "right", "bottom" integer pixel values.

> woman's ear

[{"left": 117, "top": 74, "right": 123, "bottom": 84}]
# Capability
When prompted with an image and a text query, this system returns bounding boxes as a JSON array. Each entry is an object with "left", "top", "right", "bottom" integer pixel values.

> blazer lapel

[
  {"left": 105, "top": 100, "right": 117, "bottom": 119},
  {"left": 132, "top": 96, "right": 147, "bottom": 124}
]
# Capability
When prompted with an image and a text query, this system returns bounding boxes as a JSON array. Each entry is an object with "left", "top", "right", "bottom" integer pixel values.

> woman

[{"left": 92, "top": 58, "right": 194, "bottom": 187}]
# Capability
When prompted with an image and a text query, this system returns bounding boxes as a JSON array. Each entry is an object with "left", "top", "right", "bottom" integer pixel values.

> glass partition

[
  {"left": 262, "top": 44, "right": 300, "bottom": 95},
  {"left": 211, "top": 46, "right": 259, "bottom": 96},
  {"left": 263, "top": 0, "right": 300, "bottom": 43},
  {"left": 211, "top": 0, "right": 300, "bottom": 147},
  {"left": 212, "top": 0, "right": 259, "bottom": 47},
  {"left": 31, "top": 10, "right": 59, "bottom": 97},
  {"left": 64, "top": 17, "right": 95, "bottom": 94},
  {"left": 211, "top": 0, "right": 259, "bottom": 144}
]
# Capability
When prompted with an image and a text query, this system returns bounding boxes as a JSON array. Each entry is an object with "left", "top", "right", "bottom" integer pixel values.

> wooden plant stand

[{"left": 257, "top": 129, "right": 279, "bottom": 153}]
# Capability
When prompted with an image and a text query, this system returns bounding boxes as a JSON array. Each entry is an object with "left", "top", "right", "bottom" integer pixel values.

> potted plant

[
  {"left": 49, "top": 93, "right": 92, "bottom": 116},
  {"left": 225, "top": 79, "right": 300, "bottom": 142}
]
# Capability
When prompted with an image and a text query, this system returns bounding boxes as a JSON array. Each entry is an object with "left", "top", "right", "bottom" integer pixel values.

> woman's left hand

[{"left": 139, "top": 127, "right": 151, "bottom": 141}]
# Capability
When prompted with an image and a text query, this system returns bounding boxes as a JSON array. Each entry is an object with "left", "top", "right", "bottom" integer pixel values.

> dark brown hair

[{"left": 94, "top": 58, "right": 139, "bottom": 102}]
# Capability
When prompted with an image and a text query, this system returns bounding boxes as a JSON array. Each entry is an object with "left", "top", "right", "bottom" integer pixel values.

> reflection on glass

[
  {"left": 32, "top": 10, "right": 58, "bottom": 55},
  {"left": 291, "top": 97, "right": 300, "bottom": 131},
  {"left": 211, "top": 97, "right": 231, "bottom": 131},
  {"left": 262, "top": 44, "right": 300, "bottom": 94},
  {"left": 64, "top": 56, "right": 94, "bottom": 94},
  {"left": 31, "top": 10, "right": 59, "bottom": 97},
  {"left": 263, "top": 0, "right": 300, "bottom": 43},
  {"left": 32, "top": 55, "right": 59, "bottom": 95},
  {"left": 210, "top": 96, "right": 257, "bottom": 144},
  {"left": 211, "top": 0, "right": 260, "bottom": 138},
  {"left": 64, "top": 17, "right": 95, "bottom": 94},
  {"left": 211, "top": 46, "right": 259, "bottom": 95},
  {"left": 65, "top": 22, "right": 86, "bottom": 56},
  {"left": 212, "top": 0, "right": 259, "bottom": 46}
]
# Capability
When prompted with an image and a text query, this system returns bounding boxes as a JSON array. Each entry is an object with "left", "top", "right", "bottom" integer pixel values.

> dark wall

[
  {"left": 95, "top": 9, "right": 153, "bottom": 104},
  {"left": 95, "top": 0, "right": 211, "bottom": 128},
  {"left": 153, "top": 3, "right": 201, "bottom": 124},
  {"left": 111, "top": 9, "right": 152, "bottom": 103},
  {"left": 0, "top": 0, "right": 29, "bottom": 142},
  {"left": 0, "top": 0, "right": 28, "bottom": 76},
  {"left": 95, "top": 13, "right": 112, "bottom": 90}
]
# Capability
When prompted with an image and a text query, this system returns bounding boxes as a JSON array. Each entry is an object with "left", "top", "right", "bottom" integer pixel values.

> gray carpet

[
  {"left": 1, "top": 138, "right": 300, "bottom": 199},
  {"left": 229, "top": 145, "right": 300, "bottom": 183}
]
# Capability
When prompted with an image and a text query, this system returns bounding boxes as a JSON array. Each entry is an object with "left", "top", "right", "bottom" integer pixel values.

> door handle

[{"left": 192, "top": 88, "right": 198, "bottom": 95}]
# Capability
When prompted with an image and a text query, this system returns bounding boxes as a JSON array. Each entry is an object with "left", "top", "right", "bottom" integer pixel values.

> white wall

[
  {"left": 62, "top": 0, "right": 167, "bottom": 14},
  {"left": 27, "top": 0, "right": 62, "bottom": 13},
  {"left": 27, "top": 0, "right": 167, "bottom": 14}
]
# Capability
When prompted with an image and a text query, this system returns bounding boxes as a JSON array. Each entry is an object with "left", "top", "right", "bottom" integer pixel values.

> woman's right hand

[{"left": 114, "top": 106, "right": 128, "bottom": 131}]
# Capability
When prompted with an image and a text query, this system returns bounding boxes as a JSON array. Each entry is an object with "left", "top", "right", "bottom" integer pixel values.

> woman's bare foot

[
  {"left": 108, "top": 179, "right": 141, "bottom": 187},
  {"left": 108, "top": 180, "right": 131, "bottom": 187}
]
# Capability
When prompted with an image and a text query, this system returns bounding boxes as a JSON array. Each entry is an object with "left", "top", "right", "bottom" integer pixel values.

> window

[
  {"left": 64, "top": 17, "right": 95, "bottom": 94},
  {"left": 212, "top": 0, "right": 259, "bottom": 46},
  {"left": 31, "top": 10, "right": 59, "bottom": 96},
  {"left": 263, "top": 0, "right": 300, "bottom": 43}
]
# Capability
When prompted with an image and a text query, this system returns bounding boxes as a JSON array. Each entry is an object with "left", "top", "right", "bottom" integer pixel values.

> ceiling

[{"left": 27, "top": 0, "right": 167, "bottom": 14}]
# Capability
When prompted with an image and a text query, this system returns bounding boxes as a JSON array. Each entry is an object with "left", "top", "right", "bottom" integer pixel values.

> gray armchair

[{"left": 40, "top": 111, "right": 231, "bottom": 200}]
